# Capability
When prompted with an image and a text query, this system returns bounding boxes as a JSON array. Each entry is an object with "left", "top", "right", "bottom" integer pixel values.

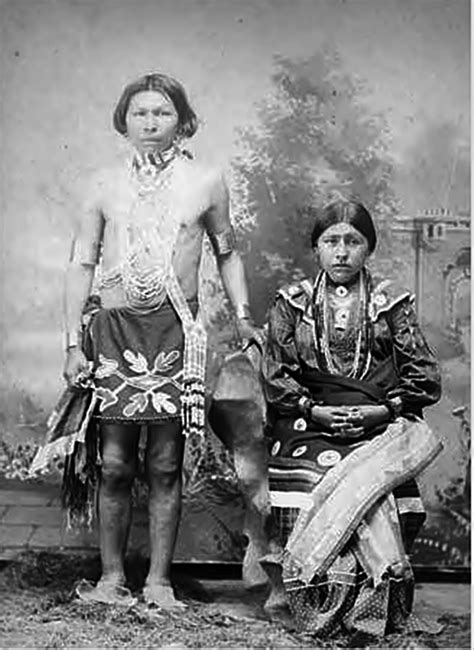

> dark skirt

[
  {"left": 84, "top": 300, "right": 196, "bottom": 423},
  {"left": 268, "top": 416, "right": 437, "bottom": 638}
]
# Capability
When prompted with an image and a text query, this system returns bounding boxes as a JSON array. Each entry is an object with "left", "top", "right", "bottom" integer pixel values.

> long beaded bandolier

[{"left": 166, "top": 270, "right": 207, "bottom": 436}]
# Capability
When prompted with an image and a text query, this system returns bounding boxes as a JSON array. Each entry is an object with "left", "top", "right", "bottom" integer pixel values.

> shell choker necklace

[{"left": 132, "top": 143, "right": 181, "bottom": 175}]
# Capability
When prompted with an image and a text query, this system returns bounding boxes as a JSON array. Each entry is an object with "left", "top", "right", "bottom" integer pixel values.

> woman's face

[
  {"left": 315, "top": 222, "right": 370, "bottom": 284},
  {"left": 125, "top": 90, "right": 179, "bottom": 154}
]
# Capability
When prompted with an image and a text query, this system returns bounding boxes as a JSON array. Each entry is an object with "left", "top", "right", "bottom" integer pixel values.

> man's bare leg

[
  {"left": 143, "top": 419, "right": 185, "bottom": 609},
  {"left": 98, "top": 422, "right": 140, "bottom": 589}
]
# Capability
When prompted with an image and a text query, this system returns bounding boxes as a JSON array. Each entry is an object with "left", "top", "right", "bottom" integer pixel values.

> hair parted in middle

[
  {"left": 113, "top": 73, "right": 198, "bottom": 139},
  {"left": 310, "top": 199, "right": 377, "bottom": 252}
]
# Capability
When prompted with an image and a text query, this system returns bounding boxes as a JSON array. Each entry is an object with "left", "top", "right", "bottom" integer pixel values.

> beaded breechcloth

[{"left": 83, "top": 299, "right": 197, "bottom": 422}]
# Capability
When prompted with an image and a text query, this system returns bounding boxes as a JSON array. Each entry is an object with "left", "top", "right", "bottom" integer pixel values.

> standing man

[{"left": 63, "top": 73, "right": 256, "bottom": 609}]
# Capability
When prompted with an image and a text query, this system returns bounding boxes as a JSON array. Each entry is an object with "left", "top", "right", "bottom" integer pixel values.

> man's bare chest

[{"left": 101, "top": 182, "right": 207, "bottom": 232}]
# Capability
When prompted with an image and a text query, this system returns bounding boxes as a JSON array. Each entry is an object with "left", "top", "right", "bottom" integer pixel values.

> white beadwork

[
  {"left": 315, "top": 272, "right": 372, "bottom": 379},
  {"left": 97, "top": 150, "right": 181, "bottom": 312}
]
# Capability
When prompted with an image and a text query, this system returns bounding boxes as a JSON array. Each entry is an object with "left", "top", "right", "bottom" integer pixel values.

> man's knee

[
  {"left": 146, "top": 422, "right": 183, "bottom": 488},
  {"left": 147, "top": 457, "right": 181, "bottom": 488},
  {"left": 101, "top": 455, "right": 136, "bottom": 490},
  {"left": 146, "top": 445, "right": 183, "bottom": 488}
]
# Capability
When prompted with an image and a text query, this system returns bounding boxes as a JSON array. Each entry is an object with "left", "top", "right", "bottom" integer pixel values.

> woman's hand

[
  {"left": 309, "top": 404, "right": 390, "bottom": 438},
  {"left": 350, "top": 404, "right": 391, "bottom": 431},
  {"left": 63, "top": 347, "right": 90, "bottom": 388},
  {"left": 310, "top": 405, "right": 365, "bottom": 438}
]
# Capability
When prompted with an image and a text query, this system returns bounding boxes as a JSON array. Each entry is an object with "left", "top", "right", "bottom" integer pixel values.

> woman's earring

[{"left": 313, "top": 247, "right": 321, "bottom": 268}]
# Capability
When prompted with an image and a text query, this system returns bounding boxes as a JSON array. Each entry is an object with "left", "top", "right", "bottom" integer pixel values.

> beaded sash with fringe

[{"left": 165, "top": 267, "right": 207, "bottom": 438}]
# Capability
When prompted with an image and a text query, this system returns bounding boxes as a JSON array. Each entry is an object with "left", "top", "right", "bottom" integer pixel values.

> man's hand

[
  {"left": 236, "top": 318, "right": 263, "bottom": 351},
  {"left": 63, "top": 348, "right": 91, "bottom": 388}
]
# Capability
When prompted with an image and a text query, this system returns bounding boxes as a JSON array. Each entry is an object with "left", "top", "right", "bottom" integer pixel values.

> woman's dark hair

[
  {"left": 310, "top": 199, "right": 377, "bottom": 252},
  {"left": 113, "top": 73, "right": 198, "bottom": 138}
]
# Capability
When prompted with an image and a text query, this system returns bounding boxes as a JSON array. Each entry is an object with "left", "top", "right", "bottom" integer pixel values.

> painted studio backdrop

[{"left": 0, "top": 0, "right": 470, "bottom": 567}]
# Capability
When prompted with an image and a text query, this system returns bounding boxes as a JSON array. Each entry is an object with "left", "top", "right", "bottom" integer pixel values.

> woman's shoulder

[
  {"left": 370, "top": 278, "right": 414, "bottom": 321},
  {"left": 275, "top": 278, "right": 313, "bottom": 311}
]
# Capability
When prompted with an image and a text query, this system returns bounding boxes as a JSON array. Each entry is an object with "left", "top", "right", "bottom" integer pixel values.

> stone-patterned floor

[
  {"left": 0, "top": 476, "right": 243, "bottom": 561},
  {"left": 0, "top": 477, "right": 101, "bottom": 559}
]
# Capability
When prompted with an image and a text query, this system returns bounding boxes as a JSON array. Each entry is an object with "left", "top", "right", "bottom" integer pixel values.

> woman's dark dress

[{"left": 262, "top": 275, "right": 442, "bottom": 637}]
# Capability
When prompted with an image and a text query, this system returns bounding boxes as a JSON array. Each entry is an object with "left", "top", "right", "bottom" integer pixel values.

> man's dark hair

[{"left": 113, "top": 73, "right": 198, "bottom": 138}]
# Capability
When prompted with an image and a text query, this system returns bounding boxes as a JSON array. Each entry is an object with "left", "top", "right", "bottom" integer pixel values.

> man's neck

[
  {"left": 134, "top": 142, "right": 178, "bottom": 166},
  {"left": 130, "top": 144, "right": 181, "bottom": 181}
]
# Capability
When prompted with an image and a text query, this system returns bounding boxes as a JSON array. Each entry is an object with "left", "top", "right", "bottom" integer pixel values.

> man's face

[
  {"left": 316, "top": 222, "right": 370, "bottom": 284},
  {"left": 125, "top": 90, "right": 179, "bottom": 154}
]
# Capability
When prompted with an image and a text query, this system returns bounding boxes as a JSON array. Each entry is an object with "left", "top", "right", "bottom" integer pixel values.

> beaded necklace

[
  {"left": 97, "top": 145, "right": 184, "bottom": 309},
  {"left": 312, "top": 269, "right": 372, "bottom": 379},
  {"left": 131, "top": 145, "right": 181, "bottom": 196},
  {"left": 121, "top": 145, "right": 182, "bottom": 311}
]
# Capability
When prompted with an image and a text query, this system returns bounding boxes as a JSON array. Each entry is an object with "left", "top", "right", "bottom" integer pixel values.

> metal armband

[
  {"left": 208, "top": 226, "right": 236, "bottom": 259},
  {"left": 64, "top": 330, "right": 81, "bottom": 351},
  {"left": 235, "top": 304, "right": 252, "bottom": 320}
]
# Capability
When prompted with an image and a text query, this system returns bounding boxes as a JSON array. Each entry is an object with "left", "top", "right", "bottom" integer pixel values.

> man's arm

[
  {"left": 64, "top": 258, "right": 98, "bottom": 350},
  {"left": 63, "top": 174, "right": 104, "bottom": 381},
  {"left": 203, "top": 171, "right": 256, "bottom": 337}
]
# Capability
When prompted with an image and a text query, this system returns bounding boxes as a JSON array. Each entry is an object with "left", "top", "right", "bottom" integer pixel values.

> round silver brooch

[
  {"left": 335, "top": 285, "right": 348, "bottom": 298},
  {"left": 293, "top": 417, "right": 308, "bottom": 431},
  {"left": 317, "top": 449, "right": 342, "bottom": 467},
  {"left": 374, "top": 293, "right": 387, "bottom": 306}
]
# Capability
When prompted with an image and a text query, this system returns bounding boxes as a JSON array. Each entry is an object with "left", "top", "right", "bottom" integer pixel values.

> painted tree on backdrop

[
  {"left": 209, "top": 49, "right": 406, "bottom": 329},
  {"left": 396, "top": 120, "right": 470, "bottom": 214}
]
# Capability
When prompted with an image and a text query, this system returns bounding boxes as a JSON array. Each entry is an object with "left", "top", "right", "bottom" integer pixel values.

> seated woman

[{"left": 261, "top": 199, "right": 443, "bottom": 639}]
